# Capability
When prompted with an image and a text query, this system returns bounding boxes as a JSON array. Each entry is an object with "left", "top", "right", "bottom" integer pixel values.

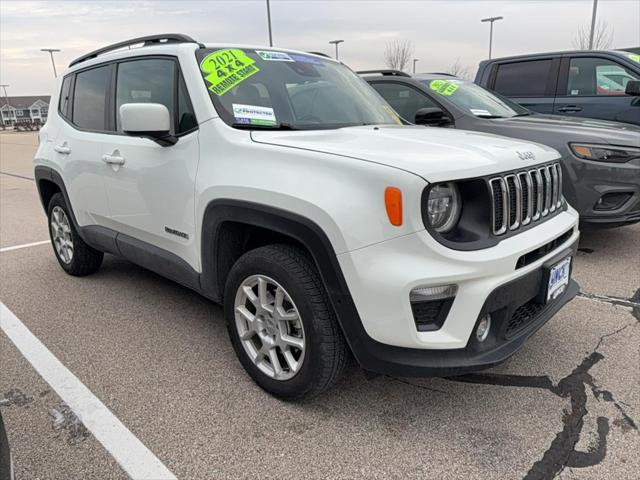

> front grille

[
  {"left": 489, "top": 163, "right": 562, "bottom": 236},
  {"left": 506, "top": 299, "right": 545, "bottom": 337}
]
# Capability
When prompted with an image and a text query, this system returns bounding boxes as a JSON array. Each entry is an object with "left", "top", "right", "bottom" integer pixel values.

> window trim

[
  {"left": 489, "top": 57, "right": 560, "bottom": 98},
  {"left": 59, "top": 54, "right": 198, "bottom": 138},
  {"left": 557, "top": 55, "right": 639, "bottom": 98}
]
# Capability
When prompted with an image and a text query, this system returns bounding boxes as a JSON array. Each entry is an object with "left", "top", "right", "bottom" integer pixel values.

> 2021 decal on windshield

[{"left": 200, "top": 49, "right": 260, "bottom": 96}]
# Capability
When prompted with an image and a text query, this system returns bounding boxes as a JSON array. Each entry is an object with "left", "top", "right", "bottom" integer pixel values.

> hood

[
  {"left": 497, "top": 113, "right": 640, "bottom": 145},
  {"left": 251, "top": 125, "right": 560, "bottom": 182}
]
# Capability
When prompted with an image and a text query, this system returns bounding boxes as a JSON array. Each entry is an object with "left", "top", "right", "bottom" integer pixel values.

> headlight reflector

[
  {"left": 570, "top": 143, "right": 640, "bottom": 163},
  {"left": 426, "top": 182, "right": 461, "bottom": 233}
]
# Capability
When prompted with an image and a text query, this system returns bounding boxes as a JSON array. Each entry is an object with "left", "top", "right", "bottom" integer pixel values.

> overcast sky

[{"left": 1, "top": 0, "right": 639, "bottom": 96}]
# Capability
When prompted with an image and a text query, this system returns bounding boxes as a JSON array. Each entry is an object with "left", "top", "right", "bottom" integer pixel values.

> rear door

[
  {"left": 489, "top": 58, "right": 559, "bottom": 113},
  {"left": 100, "top": 56, "right": 200, "bottom": 268},
  {"left": 554, "top": 55, "right": 640, "bottom": 124},
  {"left": 56, "top": 64, "right": 113, "bottom": 227}
]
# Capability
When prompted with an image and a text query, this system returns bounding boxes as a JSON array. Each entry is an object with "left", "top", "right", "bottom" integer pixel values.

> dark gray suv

[
  {"left": 362, "top": 71, "right": 640, "bottom": 228},
  {"left": 474, "top": 49, "right": 640, "bottom": 125}
]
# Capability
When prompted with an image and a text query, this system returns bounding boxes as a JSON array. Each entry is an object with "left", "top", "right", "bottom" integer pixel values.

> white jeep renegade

[{"left": 34, "top": 34, "right": 580, "bottom": 399}]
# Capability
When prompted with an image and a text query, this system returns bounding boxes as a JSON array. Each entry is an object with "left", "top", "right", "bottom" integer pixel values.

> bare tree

[
  {"left": 573, "top": 20, "right": 613, "bottom": 50},
  {"left": 383, "top": 39, "right": 414, "bottom": 71},
  {"left": 446, "top": 58, "right": 471, "bottom": 80}
]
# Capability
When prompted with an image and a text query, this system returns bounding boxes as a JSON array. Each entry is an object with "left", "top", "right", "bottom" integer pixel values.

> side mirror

[
  {"left": 625, "top": 80, "right": 640, "bottom": 96},
  {"left": 414, "top": 107, "right": 451, "bottom": 126},
  {"left": 119, "top": 103, "right": 177, "bottom": 146}
]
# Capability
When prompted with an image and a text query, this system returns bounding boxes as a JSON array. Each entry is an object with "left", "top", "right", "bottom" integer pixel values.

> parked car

[
  {"left": 35, "top": 34, "right": 579, "bottom": 400},
  {"left": 362, "top": 71, "right": 640, "bottom": 228},
  {"left": 0, "top": 412, "right": 14, "bottom": 480},
  {"left": 474, "top": 49, "right": 640, "bottom": 125}
]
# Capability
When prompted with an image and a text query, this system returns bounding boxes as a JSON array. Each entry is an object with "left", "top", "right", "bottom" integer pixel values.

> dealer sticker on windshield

[
  {"left": 429, "top": 79, "right": 460, "bottom": 96},
  {"left": 232, "top": 104, "right": 277, "bottom": 126},
  {"left": 547, "top": 256, "right": 571, "bottom": 302},
  {"left": 200, "top": 49, "right": 260, "bottom": 96},
  {"left": 256, "top": 50, "right": 294, "bottom": 62}
]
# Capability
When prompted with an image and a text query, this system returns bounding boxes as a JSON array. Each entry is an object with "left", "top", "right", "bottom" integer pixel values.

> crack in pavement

[
  {"left": 0, "top": 171, "right": 35, "bottom": 181},
  {"left": 445, "top": 321, "right": 638, "bottom": 480},
  {"left": 577, "top": 288, "right": 640, "bottom": 322}
]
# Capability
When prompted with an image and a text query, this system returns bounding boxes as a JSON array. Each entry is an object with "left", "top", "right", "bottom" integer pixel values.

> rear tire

[
  {"left": 224, "top": 244, "right": 348, "bottom": 400},
  {"left": 47, "top": 193, "right": 103, "bottom": 276}
]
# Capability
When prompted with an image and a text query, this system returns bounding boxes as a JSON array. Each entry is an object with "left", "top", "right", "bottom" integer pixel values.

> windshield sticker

[
  {"left": 232, "top": 104, "right": 277, "bottom": 126},
  {"left": 429, "top": 79, "right": 459, "bottom": 96},
  {"left": 470, "top": 109, "right": 492, "bottom": 117},
  {"left": 627, "top": 53, "right": 640, "bottom": 64},
  {"left": 289, "top": 54, "right": 324, "bottom": 65},
  {"left": 256, "top": 50, "right": 294, "bottom": 62},
  {"left": 200, "top": 49, "right": 260, "bottom": 96}
]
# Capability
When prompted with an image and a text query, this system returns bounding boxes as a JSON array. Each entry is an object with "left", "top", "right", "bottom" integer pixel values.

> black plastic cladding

[{"left": 422, "top": 161, "right": 567, "bottom": 251}]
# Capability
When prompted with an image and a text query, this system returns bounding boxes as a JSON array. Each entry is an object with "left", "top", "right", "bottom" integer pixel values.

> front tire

[
  {"left": 224, "top": 244, "right": 348, "bottom": 400},
  {"left": 47, "top": 193, "right": 103, "bottom": 276}
]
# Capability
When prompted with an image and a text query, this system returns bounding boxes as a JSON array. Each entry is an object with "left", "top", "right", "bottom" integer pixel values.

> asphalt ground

[{"left": 1, "top": 131, "right": 638, "bottom": 480}]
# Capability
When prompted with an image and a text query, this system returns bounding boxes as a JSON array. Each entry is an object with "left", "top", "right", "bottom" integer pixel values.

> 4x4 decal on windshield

[
  {"left": 429, "top": 79, "right": 460, "bottom": 96},
  {"left": 200, "top": 49, "right": 260, "bottom": 96}
]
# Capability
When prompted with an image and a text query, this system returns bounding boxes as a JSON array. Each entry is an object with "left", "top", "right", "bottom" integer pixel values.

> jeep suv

[{"left": 34, "top": 34, "right": 580, "bottom": 399}]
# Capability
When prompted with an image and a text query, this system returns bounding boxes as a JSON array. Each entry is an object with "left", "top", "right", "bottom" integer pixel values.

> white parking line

[
  {"left": 0, "top": 303, "right": 177, "bottom": 480},
  {"left": 0, "top": 240, "right": 50, "bottom": 253}
]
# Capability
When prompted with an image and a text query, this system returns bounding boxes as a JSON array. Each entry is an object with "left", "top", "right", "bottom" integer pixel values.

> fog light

[
  {"left": 410, "top": 284, "right": 457, "bottom": 302},
  {"left": 476, "top": 314, "right": 491, "bottom": 342}
]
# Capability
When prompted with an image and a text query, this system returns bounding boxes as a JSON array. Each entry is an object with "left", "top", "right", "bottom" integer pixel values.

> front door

[
  {"left": 99, "top": 57, "right": 200, "bottom": 268},
  {"left": 554, "top": 56, "right": 640, "bottom": 125}
]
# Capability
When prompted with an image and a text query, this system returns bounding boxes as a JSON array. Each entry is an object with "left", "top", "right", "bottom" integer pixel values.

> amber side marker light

[
  {"left": 385, "top": 187, "right": 403, "bottom": 226},
  {"left": 573, "top": 145, "right": 593, "bottom": 157}
]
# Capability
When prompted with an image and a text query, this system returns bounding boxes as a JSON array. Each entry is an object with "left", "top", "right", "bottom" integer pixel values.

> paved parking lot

[{"left": 1, "top": 131, "right": 638, "bottom": 479}]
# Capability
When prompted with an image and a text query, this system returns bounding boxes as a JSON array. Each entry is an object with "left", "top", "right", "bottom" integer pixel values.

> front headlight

[
  {"left": 426, "top": 182, "right": 461, "bottom": 233},
  {"left": 570, "top": 143, "right": 640, "bottom": 163}
]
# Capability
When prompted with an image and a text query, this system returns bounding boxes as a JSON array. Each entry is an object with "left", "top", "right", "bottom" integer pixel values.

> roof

[
  {"left": 479, "top": 49, "right": 631, "bottom": 64},
  {"left": 1, "top": 96, "right": 50, "bottom": 109}
]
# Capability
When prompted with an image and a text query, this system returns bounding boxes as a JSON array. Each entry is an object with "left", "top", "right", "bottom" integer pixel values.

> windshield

[
  {"left": 196, "top": 48, "right": 401, "bottom": 130},
  {"left": 419, "top": 78, "right": 530, "bottom": 118}
]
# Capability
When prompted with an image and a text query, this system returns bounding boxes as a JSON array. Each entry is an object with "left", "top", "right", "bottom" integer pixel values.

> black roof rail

[
  {"left": 424, "top": 72, "right": 459, "bottom": 77},
  {"left": 69, "top": 34, "right": 203, "bottom": 67},
  {"left": 307, "top": 51, "right": 332, "bottom": 58},
  {"left": 357, "top": 69, "right": 411, "bottom": 77}
]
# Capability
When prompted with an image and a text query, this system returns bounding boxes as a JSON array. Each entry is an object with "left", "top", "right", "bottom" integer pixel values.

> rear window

[
  {"left": 58, "top": 75, "right": 73, "bottom": 119},
  {"left": 72, "top": 65, "right": 111, "bottom": 131},
  {"left": 493, "top": 60, "right": 553, "bottom": 97}
]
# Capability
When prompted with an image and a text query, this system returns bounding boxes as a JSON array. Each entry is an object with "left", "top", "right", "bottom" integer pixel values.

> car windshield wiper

[{"left": 231, "top": 122, "right": 299, "bottom": 130}]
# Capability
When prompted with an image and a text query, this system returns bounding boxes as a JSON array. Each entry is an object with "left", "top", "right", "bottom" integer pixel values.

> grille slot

[{"left": 489, "top": 163, "right": 562, "bottom": 236}]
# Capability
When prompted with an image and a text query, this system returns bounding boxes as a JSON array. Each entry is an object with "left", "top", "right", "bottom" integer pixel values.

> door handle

[
  {"left": 558, "top": 105, "right": 583, "bottom": 113},
  {"left": 102, "top": 152, "right": 126, "bottom": 165},
  {"left": 54, "top": 143, "right": 71, "bottom": 154}
]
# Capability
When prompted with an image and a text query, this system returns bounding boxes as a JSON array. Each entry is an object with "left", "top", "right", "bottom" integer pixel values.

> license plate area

[{"left": 545, "top": 256, "right": 572, "bottom": 303}]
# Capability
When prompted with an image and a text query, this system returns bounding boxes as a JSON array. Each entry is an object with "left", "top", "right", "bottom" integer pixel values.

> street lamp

[
  {"left": 266, "top": 0, "right": 273, "bottom": 47},
  {"left": 329, "top": 40, "right": 344, "bottom": 60},
  {"left": 41, "top": 48, "right": 61, "bottom": 77},
  {"left": 588, "top": 0, "right": 598, "bottom": 49},
  {"left": 480, "top": 16, "right": 503, "bottom": 59},
  {"left": 413, "top": 58, "right": 419, "bottom": 74}
]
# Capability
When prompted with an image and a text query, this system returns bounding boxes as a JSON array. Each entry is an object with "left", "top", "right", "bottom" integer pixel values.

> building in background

[{"left": 1, "top": 96, "right": 50, "bottom": 127}]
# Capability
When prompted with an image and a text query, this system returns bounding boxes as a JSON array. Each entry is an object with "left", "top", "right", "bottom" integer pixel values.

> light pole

[
  {"left": 588, "top": 0, "right": 598, "bottom": 49},
  {"left": 266, "top": 0, "right": 273, "bottom": 47},
  {"left": 41, "top": 48, "right": 61, "bottom": 77},
  {"left": 481, "top": 16, "right": 503, "bottom": 59},
  {"left": 329, "top": 40, "right": 344, "bottom": 60},
  {"left": 412, "top": 58, "right": 419, "bottom": 74}
]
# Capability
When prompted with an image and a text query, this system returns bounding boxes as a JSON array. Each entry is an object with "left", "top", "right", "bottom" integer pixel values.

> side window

[
  {"left": 370, "top": 82, "right": 439, "bottom": 122},
  {"left": 58, "top": 75, "right": 73, "bottom": 120},
  {"left": 566, "top": 57, "right": 639, "bottom": 96},
  {"left": 73, "top": 65, "right": 111, "bottom": 131},
  {"left": 493, "top": 60, "right": 553, "bottom": 97},
  {"left": 116, "top": 59, "right": 175, "bottom": 132}
]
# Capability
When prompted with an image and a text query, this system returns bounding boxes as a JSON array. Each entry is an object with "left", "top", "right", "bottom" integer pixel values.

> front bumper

[
  {"left": 563, "top": 155, "right": 640, "bottom": 228},
  {"left": 335, "top": 209, "right": 579, "bottom": 376}
]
